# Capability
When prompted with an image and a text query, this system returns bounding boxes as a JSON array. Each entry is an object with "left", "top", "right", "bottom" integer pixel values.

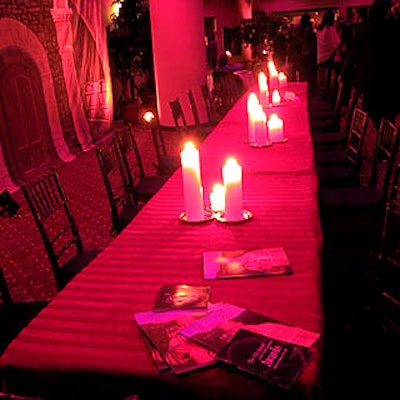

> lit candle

[
  {"left": 247, "top": 92, "right": 259, "bottom": 143},
  {"left": 180, "top": 141, "right": 204, "bottom": 221},
  {"left": 253, "top": 107, "right": 269, "bottom": 146},
  {"left": 267, "top": 61, "right": 279, "bottom": 89},
  {"left": 258, "top": 72, "right": 269, "bottom": 107},
  {"left": 271, "top": 89, "right": 281, "bottom": 106},
  {"left": 267, "top": 113, "right": 284, "bottom": 143},
  {"left": 222, "top": 157, "right": 243, "bottom": 221},
  {"left": 278, "top": 72, "right": 287, "bottom": 87},
  {"left": 210, "top": 183, "right": 225, "bottom": 212}
]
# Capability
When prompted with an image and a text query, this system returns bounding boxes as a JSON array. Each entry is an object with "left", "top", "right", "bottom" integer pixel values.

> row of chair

[
  {"left": 310, "top": 71, "right": 400, "bottom": 338},
  {"left": 168, "top": 87, "right": 219, "bottom": 140},
  {"left": 8, "top": 122, "right": 176, "bottom": 294},
  {"left": 1, "top": 75, "right": 246, "bottom": 316},
  {"left": 96, "top": 123, "right": 171, "bottom": 237},
  {"left": 167, "top": 73, "right": 246, "bottom": 139},
  {"left": 0, "top": 81, "right": 238, "bottom": 350}
]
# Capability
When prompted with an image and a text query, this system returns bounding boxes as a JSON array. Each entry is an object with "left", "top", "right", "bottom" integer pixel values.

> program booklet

[
  {"left": 203, "top": 247, "right": 293, "bottom": 279},
  {"left": 179, "top": 303, "right": 320, "bottom": 353},
  {"left": 134, "top": 305, "right": 222, "bottom": 375},
  {"left": 142, "top": 334, "right": 170, "bottom": 371},
  {"left": 153, "top": 284, "right": 210, "bottom": 312},
  {"left": 217, "top": 328, "right": 310, "bottom": 390}
]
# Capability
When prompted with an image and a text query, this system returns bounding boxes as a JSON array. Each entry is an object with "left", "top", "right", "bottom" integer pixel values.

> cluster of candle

[
  {"left": 247, "top": 92, "right": 285, "bottom": 145},
  {"left": 257, "top": 71, "right": 287, "bottom": 108},
  {"left": 180, "top": 142, "right": 244, "bottom": 222},
  {"left": 266, "top": 60, "right": 287, "bottom": 87}
]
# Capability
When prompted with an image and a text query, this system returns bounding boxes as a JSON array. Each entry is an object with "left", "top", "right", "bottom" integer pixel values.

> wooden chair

[
  {"left": 149, "top": 122, "right": 181, "bottom": 176},
  {"left": 313, "top": 95, "right": 365, "bottom": 158},
  {"left": 319, "top": 118, "right": 399, "bottom": 247},
  {"left": 317, "top": 105, "right": 369, "bottom": 187},
  {"left": 188, "top": 88, "right": 215, "bottom": 137},
  {"left": 310, "top": 77, "right": 344, "bottom": 134},
  {"left": 96, "top": 137, "right": 139, "bottom": 237},
  {"left": 115, "top": 124, "right": 169, "bottom": 203},
  {"left": 188, "top": 89, "right": 200, "bottom": 126},
  {"left": 169, "top": 97, "right": 187, "bottom": 129},
  {"left": 212, "top": 71, "right": 244, "bottom": 115},
  {"left": 377, "top": 148, "right": 400, "bottom": 336},
  {"left": 22, "top": 170, "right": 98, "bottom": 288},
  {"left": 201, "top": 83, "right": 220, "bottom": 124}
]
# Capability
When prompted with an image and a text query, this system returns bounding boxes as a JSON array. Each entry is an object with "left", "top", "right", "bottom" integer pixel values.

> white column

[
  {"left": 149, "top": 0, "right": 208, "bottom": 126},
  {"left": 50, "top": 7, "right": 93, "bottom": 150}
]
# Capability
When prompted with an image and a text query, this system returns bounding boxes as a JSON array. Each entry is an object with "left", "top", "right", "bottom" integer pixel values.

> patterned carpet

[{"left": 0, "top": 123, "right": 178, "bottom": 303}]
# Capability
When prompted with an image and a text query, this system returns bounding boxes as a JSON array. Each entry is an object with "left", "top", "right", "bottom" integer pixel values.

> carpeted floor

[{"left": 0, "top": 122, "right": 186, "bottom": 352}]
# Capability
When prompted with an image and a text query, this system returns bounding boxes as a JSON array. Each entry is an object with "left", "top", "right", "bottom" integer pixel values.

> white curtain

[{"left": 70, "top": 0, "right": 113, "bottom": 122}]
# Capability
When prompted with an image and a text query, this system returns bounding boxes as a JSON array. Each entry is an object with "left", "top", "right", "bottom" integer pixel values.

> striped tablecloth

[{"left": 0, "top": 82, "right": 324, "bottom": 400}]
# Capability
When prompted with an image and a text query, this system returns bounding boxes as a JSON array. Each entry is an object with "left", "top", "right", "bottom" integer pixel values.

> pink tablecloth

[{"left": 0, "top": 83, "right": 323, "bottom": 400}]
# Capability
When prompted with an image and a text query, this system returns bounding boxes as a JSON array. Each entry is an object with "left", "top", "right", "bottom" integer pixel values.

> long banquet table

[{"left": 0, "top": 82, "right": 324, "bottom": 400}]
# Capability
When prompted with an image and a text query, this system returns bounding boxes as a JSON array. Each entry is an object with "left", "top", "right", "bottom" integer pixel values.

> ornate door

[{"left": 0, "top": 48, "right": 58, "bottom": 185}]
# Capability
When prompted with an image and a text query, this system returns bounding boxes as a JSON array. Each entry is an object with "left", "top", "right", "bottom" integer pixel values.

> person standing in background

[
  {"left": 316, "top": 10, "right": 341, "bottom": 88},
  {"left": 288, "top": 13, "right": 317, "bottom": 91}
]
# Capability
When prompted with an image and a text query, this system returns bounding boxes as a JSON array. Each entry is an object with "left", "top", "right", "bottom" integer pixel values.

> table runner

[{"left": 0, "top": 82, "right": 324, "bottom": 400}]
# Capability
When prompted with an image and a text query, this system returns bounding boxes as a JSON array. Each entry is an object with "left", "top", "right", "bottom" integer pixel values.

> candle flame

[
  {"left": 210, "top": 183, "right": 226, "bottom": 212},
  {"left": 143, "top": 111, "right": 155, "bottom": 123},
  {"left": 269, "top": 113, "right": 280, "bottom": 122},
  {"left": 248, "top": 92, "right": 259, "bottom": 107},
  {"left": 267, "top": 60, "right": 278, "bottom": 76},
  {"left": 183, "top": 141, "right": 196, "bottom": 151}
]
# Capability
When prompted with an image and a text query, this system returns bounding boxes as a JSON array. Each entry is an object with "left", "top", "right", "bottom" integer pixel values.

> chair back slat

[
  {"left": 371, "top": 119, "right": 399, "bottom": 199},
  {"left": 116, "top": 123, "right": 146, "bottom": 184},
  {"left": 345, "top": 106, "right": 369, "bottom": 176},
  {"left": 379, "top": 134, "right": 400, "bottom": 298},
  {"left": 22, "top": 170, "right": 83, "bottom": 282},
  {"left": 201, "top": 84, "right": 213, "bottom": 122},
  {"left": 188, "top": 89, "right": 200, "bottom": 126},
  {"left": 169, "top": 97, "right": 187, "bottom": 128},
  {"left": 96, "top": 137, "right": 136, "bottom": 236}
]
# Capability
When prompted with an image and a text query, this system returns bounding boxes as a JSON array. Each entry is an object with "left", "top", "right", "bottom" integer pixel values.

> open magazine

[
  {"left": 134, "top": 304, "right": 223, "bottom": 374},
  {"left": 179, "top": 303, "right": 320, "bottom": 353}
]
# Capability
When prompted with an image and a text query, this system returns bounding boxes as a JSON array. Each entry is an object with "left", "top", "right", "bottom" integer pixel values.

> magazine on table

[
  {"left": 217, "top": 328, "right": 311, "bottom": 390},
  {"left": 179, "top": 303, "right": 320, "bottom": 353},
  {"left": 153, "top": 284, "right": 210, "bottom": 312},
  {"left": 134, "top": 304, "right": 223, "bottom": 374},
  {"left": 142, "top": 334, "right": 170, "bottom": 371},
  {"left": 202, "top": 247, "right": 293, "bottom": 279}
]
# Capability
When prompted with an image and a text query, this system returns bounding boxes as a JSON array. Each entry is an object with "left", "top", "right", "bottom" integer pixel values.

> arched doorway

[{"left": 0, "top": 47, "right": 60, "bottom": 185}]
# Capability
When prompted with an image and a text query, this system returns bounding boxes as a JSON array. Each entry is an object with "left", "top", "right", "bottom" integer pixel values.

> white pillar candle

[
  {"left": 258, "top": 72, "right": 269, "bottom": 107},
  {"left": 271, "top": 89, "right": 281, "bottom": 106},
  {"left": 222, "top": 157, "right": 243, "bottom": 221},
  {"left": 253, "top": 107, "right": 269, "bottom": 146},
  {"left": 210, "top": 183, "right": 225, "bottom": 212},
  {"left": 267, "top": 61, "right": 279, "bottom": 89},
  {"left": 278, "top": 72, "right": 287, "bottom": 87},
  {"left": 180, "top": 141, "right": 204, "bottom": 221},
  {"left": 247, "top": 92, "right": 259, "bottom": 143},
  {"left": 267, "top": 113, "right": 284, "bottom": 143}
]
